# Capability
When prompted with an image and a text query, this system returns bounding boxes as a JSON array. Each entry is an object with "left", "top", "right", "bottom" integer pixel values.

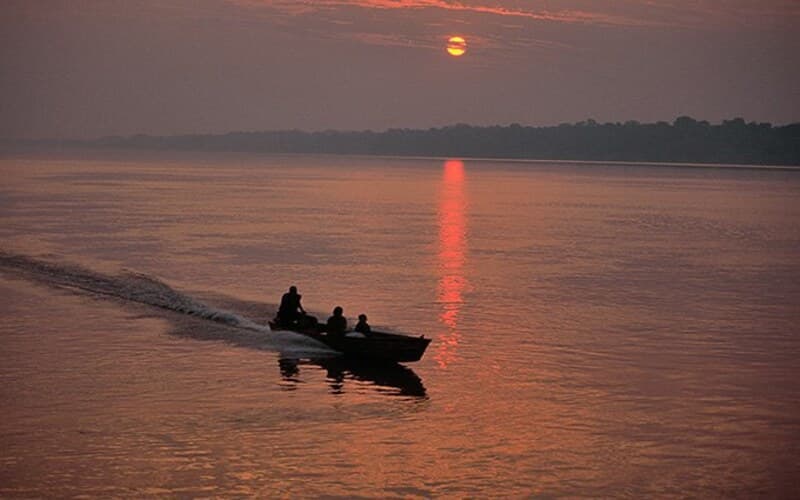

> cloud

[
  {"left": 231, "top": 0, "right": 653, "bottom": 27},
  {"left": 346, "top": 32, "right": 439, "bottom": 49},
  {"left": 222, "top": 0, "right": 800, "bottom": 54},
  {"left": 233, "top": 0, "right": 800, "bottom": 30}
]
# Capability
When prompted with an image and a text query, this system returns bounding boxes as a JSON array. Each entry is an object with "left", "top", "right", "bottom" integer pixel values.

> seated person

[
  {"left": 354, "top": 314, "right": 371, "bottom": 335},
  {"left": 276, "top": 285, "right": 306, "bottom": 327},
  {"left": 326, "top": 306, "right": 347, "bottom": 337}
]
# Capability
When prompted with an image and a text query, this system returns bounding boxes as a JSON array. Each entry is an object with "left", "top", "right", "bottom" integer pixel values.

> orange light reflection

[{"left": 434, "top": 159, "right": 467, "bottom": 368}]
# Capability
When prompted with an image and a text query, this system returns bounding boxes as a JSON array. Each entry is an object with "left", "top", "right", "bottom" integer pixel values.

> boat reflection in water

[
  {"left": 435, "top": 159, "right": 468, "bottom": 368},
  {"left": 277, "top": 357, "right": 427, "bottom": 398}
]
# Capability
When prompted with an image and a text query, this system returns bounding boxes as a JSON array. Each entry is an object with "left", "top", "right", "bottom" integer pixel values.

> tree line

[{"left": 14, "top": 116, "right": 800, "bottom": 166}]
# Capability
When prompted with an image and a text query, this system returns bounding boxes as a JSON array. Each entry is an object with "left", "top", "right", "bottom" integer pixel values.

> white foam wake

[{"left": 0, "top": 251, "right": 336, "bottom": 357}]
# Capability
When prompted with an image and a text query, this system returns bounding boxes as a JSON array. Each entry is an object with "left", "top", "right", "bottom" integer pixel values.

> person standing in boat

[
  {"left": 277, "top": 285, "right": 306, "bottom": 328},
  {"left": 326, "top": 306, "right": 348, "bottom": 337},
  {"left": 354, "top": 314, "right": 371, "bottom": 336}
]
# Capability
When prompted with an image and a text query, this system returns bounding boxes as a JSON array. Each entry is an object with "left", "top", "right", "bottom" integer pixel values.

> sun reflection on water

[{"left": 434, "top": 159, "right": 467, "bottom": 368}]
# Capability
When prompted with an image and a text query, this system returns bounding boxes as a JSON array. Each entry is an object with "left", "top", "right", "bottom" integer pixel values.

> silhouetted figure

[
  {"left": 326, "top": 306, "right": 347, "bottom": 337},
  {"left": 354, "top": 314, "right": 371, "bottom": 335},
  {"left": 276, "top": 285, "right": 306, "bottom": 328}
]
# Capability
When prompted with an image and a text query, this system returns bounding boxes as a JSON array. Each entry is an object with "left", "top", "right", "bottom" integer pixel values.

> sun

[{"left": 446, "top": 36, "right": 467, "bottom": 57}]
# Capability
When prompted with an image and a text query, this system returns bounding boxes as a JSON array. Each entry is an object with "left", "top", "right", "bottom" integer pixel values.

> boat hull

[{"left": 269, "top": 321, "right": 430, "bottom": 363}]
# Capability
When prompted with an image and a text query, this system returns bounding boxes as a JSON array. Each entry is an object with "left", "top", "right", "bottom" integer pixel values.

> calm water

[{"left": 1, "top": 152, "right": 799, "bottom": 497}]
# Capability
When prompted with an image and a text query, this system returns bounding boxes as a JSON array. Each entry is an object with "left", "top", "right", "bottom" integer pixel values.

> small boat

[{"left": 269, "top": 320, "right": 431, "bottom": 363}]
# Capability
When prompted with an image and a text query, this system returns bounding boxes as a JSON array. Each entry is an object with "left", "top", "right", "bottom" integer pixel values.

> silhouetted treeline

[{"left": 10, "top": 117, "right": 800, "bottom": 165}]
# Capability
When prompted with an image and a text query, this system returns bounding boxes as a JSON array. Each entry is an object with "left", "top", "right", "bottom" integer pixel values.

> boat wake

[
  {"left": 0, "top": 251, "right": 336, "bottom": 357},
  {"left": 1, "top": 251, "right": 427, "bottom": 398}
]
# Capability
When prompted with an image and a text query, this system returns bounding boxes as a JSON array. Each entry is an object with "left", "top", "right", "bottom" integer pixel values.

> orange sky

[{"left": 1, "top": 0, "right": 798, "bottom": 138}]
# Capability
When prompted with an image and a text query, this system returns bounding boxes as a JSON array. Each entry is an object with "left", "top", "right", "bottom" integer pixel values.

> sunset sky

[{"left": 1, "top": 0, "right": 798, "bottom": 139}]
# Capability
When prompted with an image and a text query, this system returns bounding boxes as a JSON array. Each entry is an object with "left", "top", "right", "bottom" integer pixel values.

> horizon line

[{"left": 5, "top": 116, "right": 799, "bottom": 143}]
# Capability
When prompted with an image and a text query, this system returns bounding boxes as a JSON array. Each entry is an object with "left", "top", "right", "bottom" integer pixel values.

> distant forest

[{"left": 16, "top": 117, "right": 800, "bottom": 166}]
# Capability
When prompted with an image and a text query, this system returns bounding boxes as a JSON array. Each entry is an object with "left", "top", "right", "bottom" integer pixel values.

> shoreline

[{"left": 2, "top": 146, "right": 799, "bottom": 172}]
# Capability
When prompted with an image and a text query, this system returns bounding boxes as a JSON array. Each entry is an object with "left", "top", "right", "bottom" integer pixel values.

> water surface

[{"left": 1, "top": 152, "right": 799, "bottom": 497}]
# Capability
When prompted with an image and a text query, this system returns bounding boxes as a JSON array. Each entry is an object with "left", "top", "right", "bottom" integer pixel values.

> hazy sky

[{"left": 2, "top": 0, "right": 798, "bottom": 139}]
